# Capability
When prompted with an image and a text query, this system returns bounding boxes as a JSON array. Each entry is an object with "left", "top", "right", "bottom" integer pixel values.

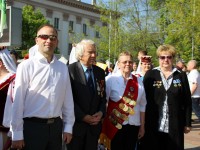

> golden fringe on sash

[{"left": 99, "top": 133, "right": 111, "bottom": 150}]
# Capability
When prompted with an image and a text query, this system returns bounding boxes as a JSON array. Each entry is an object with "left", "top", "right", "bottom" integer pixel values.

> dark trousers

[
  {"left": 23, "top": 117, "right": 63, "bottom": 150},
  {"left": 67, "top": 127, "right": 99, "bottom": 150},
  {"left": 140, "top": 131, "right": 184, "bottom": 150},
  {"left": 111, "top": 124, "right": 139, "bottom": 150},
  {"left": 192, "top": 97, "right": 200, "bottom": 120}
]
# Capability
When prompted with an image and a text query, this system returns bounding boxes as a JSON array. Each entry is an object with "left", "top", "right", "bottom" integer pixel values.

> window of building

[
  {"left": 54, "top": 18, "right": 59, "bottom": 29},
  {"left": 69, "top": 21, "right": 74, "bottom": 32},
  {"left": 96, "top": 31, "right": 100, "bottom": 38},
  {"left": 83, "top": 24, "right": 87, "bottom": 35}
]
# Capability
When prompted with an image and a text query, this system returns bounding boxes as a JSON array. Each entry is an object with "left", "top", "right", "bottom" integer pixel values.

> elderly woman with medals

[
  {"left": 141, "top": 44, "right": 192, "bottom": 150},
  {"left": 99, "top": 51, "right": 146, "bottom": 150}
]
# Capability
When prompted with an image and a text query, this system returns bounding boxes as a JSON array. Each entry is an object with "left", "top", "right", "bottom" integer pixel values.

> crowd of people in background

[{"left": 0, "top": 23, "right": 200, "bottom": 150}]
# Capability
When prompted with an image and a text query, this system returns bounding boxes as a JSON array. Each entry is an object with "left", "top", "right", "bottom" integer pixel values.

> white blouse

[{"left": 106, "top": 71, "right": 146, "bottom": 126}]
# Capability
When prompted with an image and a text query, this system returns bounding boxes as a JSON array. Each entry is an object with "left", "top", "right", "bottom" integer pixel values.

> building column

[{"left": 92, "top": 0, "right": 96, "bottom": 5}]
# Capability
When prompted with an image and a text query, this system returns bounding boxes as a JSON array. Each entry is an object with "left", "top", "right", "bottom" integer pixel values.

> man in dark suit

[{"left": 67, "top": 39, "right": 107, "bottom": 150}]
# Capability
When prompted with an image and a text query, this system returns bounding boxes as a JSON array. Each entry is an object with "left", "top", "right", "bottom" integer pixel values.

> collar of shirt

[
  {"left": 80, "top": 63, "right": 93, "bottom": 72},
  {"left": 34, "top": 50, "right": 57, "bottom": 64},
  {"left": 153, "top": 66, "right": 180, "bottom": 74}
]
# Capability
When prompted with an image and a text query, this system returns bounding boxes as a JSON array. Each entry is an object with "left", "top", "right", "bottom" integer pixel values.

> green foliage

[
  {"left": 96, "top": 0, "right": 200, "bottom": 65},
  {"left": 22, "top": 5, "right": 49, "bottom": 49},
  {"left": 150, "top": 0, "right": 200, "bottom": 64},
  {"left": 97, "top": 0, "right": 161, "bottom": 64}
]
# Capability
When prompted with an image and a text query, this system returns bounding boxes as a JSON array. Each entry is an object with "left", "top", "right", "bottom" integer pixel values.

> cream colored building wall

[{"left": 11, "top": 0, "right": 102, "bottom": 59}]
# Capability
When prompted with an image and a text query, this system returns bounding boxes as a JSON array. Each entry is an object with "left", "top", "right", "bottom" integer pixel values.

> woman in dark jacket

[{"left": 141, "top": 44, "right": 192, "bottom": 150}]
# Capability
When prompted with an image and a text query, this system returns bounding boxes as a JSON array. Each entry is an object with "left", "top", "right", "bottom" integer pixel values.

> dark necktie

[{"left": 87, "top": 68, "right": 95, "bottom": 96}]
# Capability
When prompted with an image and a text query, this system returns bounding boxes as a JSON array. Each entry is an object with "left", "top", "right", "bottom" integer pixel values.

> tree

[
  {"left": 150, "top": 0, "right": 200, "bottom": 63},
  {"left": 96, "top": 0, "right": 161, "bottom": 65},
  {"left": 22, "top": 5, "right": 49, "bottom": 49}
]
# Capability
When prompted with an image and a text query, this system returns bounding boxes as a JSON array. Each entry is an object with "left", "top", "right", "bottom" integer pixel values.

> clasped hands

[{"left": 83, "top": 111, "right": 103, "bottom": 125}]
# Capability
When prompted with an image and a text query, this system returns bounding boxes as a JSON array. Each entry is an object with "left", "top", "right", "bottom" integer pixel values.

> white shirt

[
  {"left": 188, "top": 69, "right": 200, "bottom": 98},
  {"left": 11, "top": 52, "right": 75, "bottom": 140},
  {"left": 106, "top": 70, "right": 146, "bottom": 126},
  {"left": 2, "top": 73, "right": 15, "bottom": 128}
]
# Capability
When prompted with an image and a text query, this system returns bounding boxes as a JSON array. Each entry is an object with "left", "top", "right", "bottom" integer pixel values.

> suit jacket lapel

[{"left": 76, "top": 62, "right": 87, "bottom": 85}]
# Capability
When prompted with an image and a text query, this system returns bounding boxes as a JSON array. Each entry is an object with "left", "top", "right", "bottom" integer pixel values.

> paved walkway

[{"left": 184, "top": 114, "right": 200, "bottom": 150}]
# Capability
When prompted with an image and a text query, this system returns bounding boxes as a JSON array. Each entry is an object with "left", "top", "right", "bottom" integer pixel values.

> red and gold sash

[
  {"left": 99, "top": 75, "right": 138, "bottom": 150},
  {"left": 0, "top": 74, "right": 15, "bottom": 90}
]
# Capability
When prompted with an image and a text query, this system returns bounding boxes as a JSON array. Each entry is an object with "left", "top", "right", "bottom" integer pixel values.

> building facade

[{"left": 8, "top": 0, "right": 102, "bottom": 58}]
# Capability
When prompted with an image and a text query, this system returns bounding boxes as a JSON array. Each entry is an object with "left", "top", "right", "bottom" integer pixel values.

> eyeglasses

[
  {"left": 37, "top": 35, "right": 57, "bottom": 41},
  {"left": 120, "top": 61, "right": 133, "bottom": 64},
  {"left": 159, "top": 56, "right": 173, "bottom": 60}
]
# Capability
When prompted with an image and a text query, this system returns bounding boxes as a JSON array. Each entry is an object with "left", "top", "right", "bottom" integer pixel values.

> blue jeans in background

[{"left": 192, "top": 97, "right": 200, "bottom": 121}]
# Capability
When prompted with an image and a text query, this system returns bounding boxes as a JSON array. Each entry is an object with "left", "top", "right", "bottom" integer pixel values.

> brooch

[
  {"left": 153, "top": 81, "right": 162, "bottom": 88},
  {"left": 173, "top": 79, "right": 181, "bottom": 87}
]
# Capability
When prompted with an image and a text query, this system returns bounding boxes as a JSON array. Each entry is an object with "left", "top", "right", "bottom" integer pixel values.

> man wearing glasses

[{"left": 11, "top": 24, "right": 75, "bottom": 150}]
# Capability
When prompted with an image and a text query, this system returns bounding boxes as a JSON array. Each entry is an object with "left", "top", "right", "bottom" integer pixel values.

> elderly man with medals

[{"left": 99, "top": 51, "right": 147, "bottom": 150}]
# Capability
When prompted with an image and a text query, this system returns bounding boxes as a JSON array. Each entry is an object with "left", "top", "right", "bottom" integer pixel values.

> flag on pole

[{"left": 0, "top": 0, "right": 7, "bottom": 38}]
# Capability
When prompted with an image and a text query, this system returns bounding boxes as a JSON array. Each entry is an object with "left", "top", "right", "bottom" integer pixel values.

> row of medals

[
  {"left": 153, "top": 81, "right": 181, "bottom": 88},
  {"left": 109, "top": 96, "right": 136, "bottom": 129}
]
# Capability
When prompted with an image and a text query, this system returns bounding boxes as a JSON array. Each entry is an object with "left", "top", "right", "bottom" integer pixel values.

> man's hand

[
  {"left": 83, "top": 111, "right": 103, "bottom": 125},
  {"left": 138, "top": 125, "right": 145, "bottom": 139},
  {"left": 91, "top": 111, "right": 103, "bottom": 125},
  {"left": 184, "top": 126, "right": 191, "bottom": 134},
  {"left": 63, "top": 132, "right": 72, "bottom": 144},
  {"left": 11, "top": 140, "right": 25, "bottom": 149}
]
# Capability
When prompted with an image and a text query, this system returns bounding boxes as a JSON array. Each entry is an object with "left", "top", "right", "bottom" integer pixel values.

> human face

[
  {"left": 158, "top": 52, "right": 173, "bottom": 69},
  {"left": 133, "top": 63, "right": 137, "bottom": 71},
  {"left": 141, "top": 62, "right": 151, "bottom": 73},
  {"left": 35, "top": 26, "right": 58, "bottom": 57},
  {"left": 118, "top": 55, "right": 133, "bottom": 75},
  {"left": 80, "top": 44, "right": 96, "bottom": 67}
]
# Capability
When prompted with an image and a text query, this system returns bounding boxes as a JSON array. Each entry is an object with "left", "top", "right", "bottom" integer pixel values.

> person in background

[
  {"left": 176, "top": 60, "right": 185, "bottom": 71},
  {"left": 141, "top": 44, "right": 192, "bottom": 150},
  {"left": 187, "top": 60, "right": 200, "bottom": 122},
  {"left": 136, "top": 50, "right": 147, "bottom": 74},
  {"left": 10, "top": 50, "right": 18, "bottom": 66},
  {"left": 100, "top": 51, "right": 146, "bottom": 150},
  {"left": 0, "top": 46, "right": 16, "bottom": 150},
  {"left": 135, "top": 56, "right": 152, "bottom": 80},
  {"left": 67, "top": 39, "right": 107, "bottom": 150},
  {"left": 182, "top": 64, "right": 187, "bottom": 72},
  {"left": 132, "top": 62, "right": 137, "bottom": 75},
  {"left": 10, "top": 24, "right": 75, "bottom": 150}
]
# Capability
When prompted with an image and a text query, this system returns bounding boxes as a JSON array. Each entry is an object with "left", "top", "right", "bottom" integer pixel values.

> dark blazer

[
  {"left": 142, "top": 68, "right": 192, "bottom": 150},
  {"left": 68, "top": 62, "right": 107, "bottom": 137}
]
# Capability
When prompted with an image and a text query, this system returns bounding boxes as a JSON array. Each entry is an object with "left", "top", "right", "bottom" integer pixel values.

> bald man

[{"left": 187, "top": 60, "right": 200, "bottom": 122}]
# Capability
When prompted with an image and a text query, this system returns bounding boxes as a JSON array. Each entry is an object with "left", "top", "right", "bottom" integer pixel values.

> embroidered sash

[{"left": 99, "top": 75, "right": 138, "bottom": 150}]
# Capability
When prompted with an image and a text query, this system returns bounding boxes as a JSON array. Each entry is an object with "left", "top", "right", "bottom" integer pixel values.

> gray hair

[
  {"left": 188, "top": 60, "right": 197, "bottom": 69},
  {"left": 75, "top": 39, "right": 96, "bottom": 60}
]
